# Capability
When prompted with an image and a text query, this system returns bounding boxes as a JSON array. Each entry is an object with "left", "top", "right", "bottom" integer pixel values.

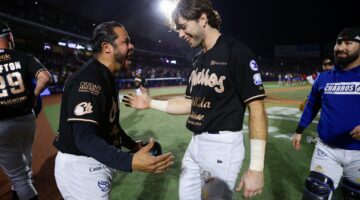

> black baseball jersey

[
  {"left": 0, "top": 49, "right": 45, "bottom": 119},
  {"left": 185, "top": 36, "right": 266, "bottom": 133},
  {"left": 54, "top": 58, "right": 136, "bottom": 156}
]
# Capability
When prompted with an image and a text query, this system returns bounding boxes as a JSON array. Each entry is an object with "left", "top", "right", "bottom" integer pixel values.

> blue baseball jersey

[{"left": 298, "top": 65, "right": 360, "bottom": 150}]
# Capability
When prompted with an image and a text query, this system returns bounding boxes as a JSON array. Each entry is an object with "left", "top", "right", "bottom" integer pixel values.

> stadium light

[{"left": 159, "top": 0, "right": 176, "bottom": 20}]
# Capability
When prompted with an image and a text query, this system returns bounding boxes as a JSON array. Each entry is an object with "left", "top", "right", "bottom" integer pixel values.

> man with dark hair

[
  {"left": 0, "top": 22, "right": 52, "bottom": 200},
  {"left": 123, "top": 0, "right": 268, "bottom": 199},
  {"left": 299, "top": 57, "right": 334, "bottom": 112},
  {"left": 292, "top": 27, "right": 360, "bottom": 199},
  {"left": 134, "top": 69, "right": 148, "bottom": 95},
  {"left": 322, "top": 57, "right": 334, "bottom": 72},
  {"left": 53, "top": 21, "right": 174, "bottom": 200}
]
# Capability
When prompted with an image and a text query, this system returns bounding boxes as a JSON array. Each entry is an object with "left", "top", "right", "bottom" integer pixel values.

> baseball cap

[
  {"left": 336, "top": 27, "right": 360, "bottom": 43},
  {"left": 0, "top": 22, "right": 11, "bottom": 37},
  {"left": 322, "top": 58, "right": 333, "bottom": 66}
]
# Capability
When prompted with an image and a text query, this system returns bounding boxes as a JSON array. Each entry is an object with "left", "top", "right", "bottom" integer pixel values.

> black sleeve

[
  {"left": 25, "top": 55, "right": 46, "bottom": 79},
  {"left": 66, "top": 80, "right": 103, "bottom": 125},
  {"left": 118, "top": 125, "right": 137, "bottom": 150},
  {"left": 72, "top": 122, "right": 133, "bottom": 172},
  {"left": 228, "top": 45, "right": 266, "bottom": 103}
]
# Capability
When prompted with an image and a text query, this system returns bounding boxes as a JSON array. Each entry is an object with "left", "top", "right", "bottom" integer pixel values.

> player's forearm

[
  {"left": 248, "top": 100, "right": 268, "bottom": 140},
  {"left": 248, "top": 100, "right": 268, "bottom": 171},
  {"left": 150, "top": 97, "right": 191, "bottom": 115},
  {"left": 73, "top": 122, "right": 133, "bottom": 172},
  {"left": 34, "top": 70, "right": 52, "bottom": 96}
]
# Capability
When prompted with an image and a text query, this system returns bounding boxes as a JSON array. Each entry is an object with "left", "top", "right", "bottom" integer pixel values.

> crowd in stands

[
  {"left": 1, "top": 0, "right": 327, "bottom": 93},
  {"left": 0, "top": 0, "right": 185, "bottom": 56}
]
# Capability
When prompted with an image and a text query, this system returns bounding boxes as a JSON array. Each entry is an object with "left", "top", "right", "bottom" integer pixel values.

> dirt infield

[{"left": 0, "top": 94, "right": 62, "bottom": 200}]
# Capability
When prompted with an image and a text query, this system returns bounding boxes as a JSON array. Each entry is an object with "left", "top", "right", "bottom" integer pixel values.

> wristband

[
  {"left": 150, "top": 99, "right": 168, "bottom": 112},
  {"left": 249, "top": 139, "right": 266, "bottom": 171}
]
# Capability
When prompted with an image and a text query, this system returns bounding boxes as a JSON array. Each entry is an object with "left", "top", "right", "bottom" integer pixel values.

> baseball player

[
  {"left": 123, "top": 0, "right": 268, "bottom": 199},
  {"left": 0, "top": 22, "right": 52, "bottom": 200},
  {"left": 292, "top": 27, "right": 360, "bottom": 199},
  {"left": 53, "top": 21, "right": 174, "bottom": 200},
  {"left": 299, "top": 57, "right": 334, "bottom": 112},
  {"left": 134, "top": 69, "right": 148, "bottom": 95}
]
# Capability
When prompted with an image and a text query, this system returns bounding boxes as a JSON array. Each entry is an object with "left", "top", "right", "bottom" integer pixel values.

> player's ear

[
  {"left": 199, "top": 13, "right": 208, "bottom": 28},
  {"left": 102, "top": 42, "right": 113, "bottom": 54}
]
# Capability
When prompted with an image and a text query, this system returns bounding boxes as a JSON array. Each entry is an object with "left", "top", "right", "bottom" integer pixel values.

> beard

[{"left": 334, "top": 50, "right": 359, "bottom": 68}]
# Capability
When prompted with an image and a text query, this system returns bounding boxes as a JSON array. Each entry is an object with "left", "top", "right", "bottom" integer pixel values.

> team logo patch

[
  {"left": 253, "top": 73, "right": 263, "bottom": 85},
  {"left": 78, "top": 82, "right": 102, "bottom": 95},
  {"left": 74, "top": 102, "right": 93, "bottom": 116},
  {"left": 314, "top": 165, "right": 323, "bottom": 173},
  {"left": 89, "top": 165, "right": 106, "bottom": 172},
  {"left": 324, "top": 82, "right": 360, "bottom": 95},
  {"left": 0, "top": 54, "right": 11, "bottom": 61},
  {"left": 249, "top": 60, "right": 258, "bottom": 71},
  {"left": 210, "top": 60, "right": 227, "bottom": 66},
  {"left": 316, "top": 148, "right": 327, "bottom": 157},
  {"left": 98, "top": 180, "right": 110, "bottom": 192},
  {"left": 201, "top": 170, "right": 212, "bottom": 183}
]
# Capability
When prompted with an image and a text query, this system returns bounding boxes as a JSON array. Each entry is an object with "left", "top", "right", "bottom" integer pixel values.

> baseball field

[{"left": 1, "top": 82, "right": 343, "bottom": 199}]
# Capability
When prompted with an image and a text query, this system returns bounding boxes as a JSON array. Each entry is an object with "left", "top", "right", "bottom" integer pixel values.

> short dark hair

[
  {"left": 0, "top": 22, "right": 11, "bottom": 38},
  {"left": 322, "top": 57, "right": 333, "bottom": 66},
  {"left": 91, "top": 21, "right": 124, "bottom": 53},
  {"left": 171, "top": 0, "right": 221, "bottom": 30}
]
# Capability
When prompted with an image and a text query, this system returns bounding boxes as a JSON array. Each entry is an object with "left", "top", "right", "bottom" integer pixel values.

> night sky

[
  {"left": 39, "top": 0, "right": 359, "bottom": 57},
  {"left": 213, "top": 0, "right": 358, "bottom": 57}
]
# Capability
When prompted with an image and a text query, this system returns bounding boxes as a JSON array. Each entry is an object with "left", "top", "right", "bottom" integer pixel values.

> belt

[
  {"left": 194, "top": 131, "right": 222, "bottom": 135},
  {"left": 194, "top": 130, "right": 242, "bottom": 135}
]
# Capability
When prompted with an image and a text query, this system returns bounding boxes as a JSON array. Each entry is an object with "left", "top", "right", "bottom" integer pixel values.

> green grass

[{"left": 44, "top": 83, "right": 327, "bottom": 200}]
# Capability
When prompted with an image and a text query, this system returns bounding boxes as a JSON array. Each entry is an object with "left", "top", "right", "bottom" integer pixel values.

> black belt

[{"left": 194, "top": 131, "right": 220, "bottom": 135}]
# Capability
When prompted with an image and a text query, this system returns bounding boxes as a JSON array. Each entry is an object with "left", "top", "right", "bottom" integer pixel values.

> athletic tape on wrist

[
  {"left": 150, "top": 99, "right": 168, "bottom": 112},
  {"left": 249, "top": 139, "right": 266, "bottom": 171}
]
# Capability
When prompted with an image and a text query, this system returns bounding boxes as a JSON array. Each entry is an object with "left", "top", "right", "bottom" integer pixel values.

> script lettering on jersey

[
  {"left": 0, "top": 96, "right": 27, "bottom": 105},
  {"left": 189, "top": 112, "right": 205, "bottom": 121},
  {"left": 189, "top": 68, "right": 226, "bottom": 93},
  {"left": 0, "top": 61, "right": 21, "bottom": 73},
  {"left": 78, "top": 82, "right": 102, "bottom": 95},
  {"left": 0, "top": 54, "right": 11, "bottom": 62},
  {"left": 192, "top": 97, "right": 211, "bottom": 109},
  {"left": 324, "top": 82, "right": 360, "bottom": 95}
]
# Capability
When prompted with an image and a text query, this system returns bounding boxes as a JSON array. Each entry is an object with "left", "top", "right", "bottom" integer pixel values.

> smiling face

[
  {"left": 111, "top": 27, "right": 134, "bottom": 72},
  {"left": 176, "top": 16, "right": 206, "bottom": 48},
  {"left": 334, "top": 40, "right": 360, "bottom": 69}
]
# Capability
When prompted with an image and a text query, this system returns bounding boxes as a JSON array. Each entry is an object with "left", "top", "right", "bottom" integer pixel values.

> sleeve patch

[
  {"left": 78, "top": 82, "right": 102, "bottom": 95},
  {"left": 74, "top": 102, "right": 93, "bottom": 116},
  {"left": 253, "top": 73, "right": 263, "bottom": 85},
  {"left": 249, "top": 60, "right": 259, "bottom": 71}
]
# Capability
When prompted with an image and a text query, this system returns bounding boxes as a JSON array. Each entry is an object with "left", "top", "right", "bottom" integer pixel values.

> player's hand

[
  {"left": 140, "top": 86, "right": 149, "bottom": 95},
  {"left": 123, "top": 93, "right": 151, "bottom": 109},
  {"left": 132, "top": 138, "right": 174, "bottom": 173},
  {"left": 236, "top": 170, "right": 264, "bottom": 199},
  {"left": 350, "top": 125, "right": 360, "bottom": 140},
  {"left": 292, "top": 133, "right": 302, "bottom": 150},
  {"left": 132, "top": 140, "right": 143, "bottom": 152}
]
